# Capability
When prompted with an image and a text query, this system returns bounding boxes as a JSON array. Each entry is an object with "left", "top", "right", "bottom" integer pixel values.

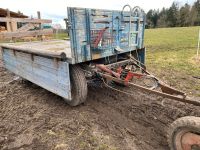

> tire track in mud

[
  {"left": 87, "top": 87, "right": 168, "bottom": 150},
  {"left": 0, "top": 63, "right": 200, "bottom": 150},
  {"left": 87, "top": 86, "right": 200, "bottom": 150}
]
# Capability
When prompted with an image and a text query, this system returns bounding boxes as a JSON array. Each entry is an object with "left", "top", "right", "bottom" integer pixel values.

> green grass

[
  {"left": 53, "top": 32, "right": 68, "bottom": 40},
  {"left": 145, "top": 26, "right": 200, "bottom": 97}
]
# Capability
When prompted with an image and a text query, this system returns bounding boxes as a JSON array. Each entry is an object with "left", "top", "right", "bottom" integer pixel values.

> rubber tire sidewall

[{"left": 65, "top": 64, "right": 88, "bottom": 106}]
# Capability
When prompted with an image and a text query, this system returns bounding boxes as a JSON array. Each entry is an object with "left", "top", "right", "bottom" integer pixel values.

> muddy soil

[{"left": 0, "top": 58, "right": 200, "bottom": 150}]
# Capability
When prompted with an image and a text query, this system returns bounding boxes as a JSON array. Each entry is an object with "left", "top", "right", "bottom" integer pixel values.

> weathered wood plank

[
  {"left": 0, "top": 40, "right": 68, "bottom": 59},
  {"left": 0, "top": 17, "right": 52, "bottom": 23},
  {"left": 0, "top": 40, "right": 72, "bottom": 60},
  {"left": 3, "top": 50, "right": 68, "bottom": 73},
  {"left": 2, "top": 49, "right": 71, "bottom": 99},
  {"left": 68, "top": 7, "right": 145, "bottom": 63},
  {"left": 0, "top": 29, "right": 53, "bottom": 39}
]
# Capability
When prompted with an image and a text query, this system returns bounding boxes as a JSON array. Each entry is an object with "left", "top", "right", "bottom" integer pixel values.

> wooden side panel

[
  {"left": 2, "top": 48, "right": 71, "bottom": 100},
  {"left": 68, "top": 7, "right": 145, "bottom": 63}
]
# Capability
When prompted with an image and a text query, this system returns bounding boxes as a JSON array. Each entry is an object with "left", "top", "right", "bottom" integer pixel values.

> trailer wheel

[
  {"left": 65, "top": 65, "right": 88, "bottom": 106},
  {"left": 167, "top": 116, "right": 200, "bottom": 150}
]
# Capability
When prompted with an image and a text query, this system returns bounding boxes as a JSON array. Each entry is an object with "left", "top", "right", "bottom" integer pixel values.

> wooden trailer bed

[
  {"left": 0, "top": 40, "right": 72, "bottom": 62},
  {"left": 0, "top": 6, "right": 147, "bottom": 106},
  {"left": 0, "top": 40, "right": 72, "bottom": 100}
]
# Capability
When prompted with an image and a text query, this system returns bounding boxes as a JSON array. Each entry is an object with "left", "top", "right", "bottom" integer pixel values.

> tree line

[{"left": 146, "top": 0, "right": 200, "bottom": 28}]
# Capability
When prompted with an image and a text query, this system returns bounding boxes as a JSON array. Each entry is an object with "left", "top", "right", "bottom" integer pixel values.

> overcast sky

[{"left": 1, "top": 0, "right": 196, "bottom": 28}]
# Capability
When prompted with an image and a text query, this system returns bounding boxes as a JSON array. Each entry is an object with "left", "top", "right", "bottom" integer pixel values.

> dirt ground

[{"left": 0, "top": 57, "right": 200, "bottom": 150}]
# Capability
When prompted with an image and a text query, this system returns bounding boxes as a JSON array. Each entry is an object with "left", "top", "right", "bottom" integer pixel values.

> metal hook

[
  {"left": 131, "top": 6, "right": 145, "bottom": 17},
  {"left": 122, "top": 4, "right": 132, "bottom": 47},
  {"left": 122, "top": 4, "right": 132, "bottom": 15}
]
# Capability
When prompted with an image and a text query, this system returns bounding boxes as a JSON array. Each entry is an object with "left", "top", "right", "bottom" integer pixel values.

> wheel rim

[{"left": 174, "top": 130, "right": 200, "bottom": 150}]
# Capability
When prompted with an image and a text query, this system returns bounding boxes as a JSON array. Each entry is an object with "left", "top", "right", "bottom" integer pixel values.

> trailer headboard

[{"left": 67, "top": 6, "right": 145, "bottom": 63}]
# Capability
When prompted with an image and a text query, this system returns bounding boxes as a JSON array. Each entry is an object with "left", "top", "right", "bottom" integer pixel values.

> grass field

[
  {"left": 145, "top": 26, "right": 200, "bottom": 97},
  {"left": 53, "top": 32, "right": 68, "bottom": 40}
]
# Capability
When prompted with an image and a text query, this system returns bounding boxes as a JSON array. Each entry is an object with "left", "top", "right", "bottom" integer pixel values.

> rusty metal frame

[
  {"left": 98, "top": 73, "right": 200, "bottom": 106},
  {"left": 181, "top": 132, "right": 200, "bottom": 150}
]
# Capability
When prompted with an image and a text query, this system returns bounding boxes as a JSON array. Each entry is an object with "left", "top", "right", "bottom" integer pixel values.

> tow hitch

[{"left": 93, "top": 55, "right": 200, "bottom": 107}]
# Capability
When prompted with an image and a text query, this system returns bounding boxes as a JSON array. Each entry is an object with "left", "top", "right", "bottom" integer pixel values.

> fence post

[
  {"left": 6, "top": 9, "right": 12, "bottom": 32},
  {"left": 37, "top": 11, "right": 41, "bottom": 30}
]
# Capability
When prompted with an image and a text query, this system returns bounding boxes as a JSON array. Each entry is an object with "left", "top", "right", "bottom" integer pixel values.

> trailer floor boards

[
  {"left": 0, "top": 57, "right": 200, "bottom": 150},
  {"left": 1, "top": 40, "right": 72, "bottom": 59}
]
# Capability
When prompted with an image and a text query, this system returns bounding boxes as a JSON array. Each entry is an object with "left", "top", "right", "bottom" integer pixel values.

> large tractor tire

[
  {"left": 65, "top": 65, "right": 88, "bottom": 106},
  {"left": 167, "top": 116, "right": 200, "bottom": 150}
]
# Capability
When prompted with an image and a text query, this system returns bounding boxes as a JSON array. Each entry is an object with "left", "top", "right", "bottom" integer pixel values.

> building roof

[{"left": 0, "top": 8, "right": 28, "bottom": 18}]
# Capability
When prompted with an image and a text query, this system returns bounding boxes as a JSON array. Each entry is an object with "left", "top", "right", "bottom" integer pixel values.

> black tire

[
  {"left": 167, "top": 116, "right": 200, "bottom": 150},
  {"left": 65, "top": 64, "right": 88, "bottom": 106}
]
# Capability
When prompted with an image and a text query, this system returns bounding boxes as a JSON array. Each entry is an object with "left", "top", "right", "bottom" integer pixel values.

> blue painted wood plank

[
  {"left": 68, "top": 7, "right": 145, "bottom": 63},
  {"left": 2, "top": 49, "right": 71, "bottom": 100}
]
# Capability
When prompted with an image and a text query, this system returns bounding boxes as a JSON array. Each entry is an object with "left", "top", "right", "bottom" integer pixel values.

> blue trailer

[{"left": 0, "top": 6, "right": 189, "bottom": 106}]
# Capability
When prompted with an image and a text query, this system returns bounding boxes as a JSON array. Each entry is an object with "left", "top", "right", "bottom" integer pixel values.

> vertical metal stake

[{"left": 197, "top": 29, "right": 200, "bottom": 59}]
